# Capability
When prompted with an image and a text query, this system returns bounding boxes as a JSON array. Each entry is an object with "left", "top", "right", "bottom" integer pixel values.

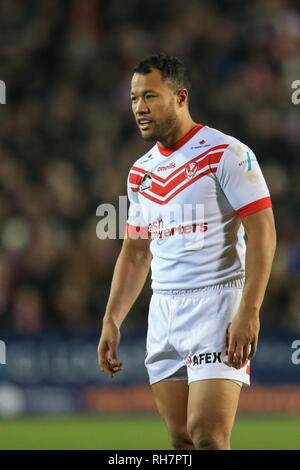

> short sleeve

[
  {"left": 126, "top": 170, "right": 150, "bottom": 238},
  {"left": 216, "top": 140, "right": 272, "bottom": 218}
]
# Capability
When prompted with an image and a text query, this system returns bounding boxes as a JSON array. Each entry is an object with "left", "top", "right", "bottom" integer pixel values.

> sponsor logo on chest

[{"left": 157, "top": 162, "right": 176, "bottom": 172}]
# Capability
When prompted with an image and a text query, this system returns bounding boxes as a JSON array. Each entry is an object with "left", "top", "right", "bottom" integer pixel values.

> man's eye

[{"left": 146, "top": 95, "right": 155, "bottom": 99}]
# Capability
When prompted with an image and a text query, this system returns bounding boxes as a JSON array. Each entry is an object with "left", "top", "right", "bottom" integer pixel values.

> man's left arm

[{"left": 227, "top": 207, "right": 276, "bottom": 368}]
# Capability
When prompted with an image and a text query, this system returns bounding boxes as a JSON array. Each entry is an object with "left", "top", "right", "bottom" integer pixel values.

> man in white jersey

[{"left": 98, "top": 53, "right": 276, "bottom": 450}]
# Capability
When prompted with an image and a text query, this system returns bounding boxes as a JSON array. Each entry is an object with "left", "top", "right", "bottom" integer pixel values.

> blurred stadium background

[{"left": 0, "top": 0, "right": 299, "bottom": 450}]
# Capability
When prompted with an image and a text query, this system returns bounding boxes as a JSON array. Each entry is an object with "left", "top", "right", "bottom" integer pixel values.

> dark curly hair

[{"left": 134, "top": 53, "right": 191, "bottom": 93}]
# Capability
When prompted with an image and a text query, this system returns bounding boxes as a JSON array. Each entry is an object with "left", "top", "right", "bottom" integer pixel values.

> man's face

[{"left": 130, "top": 68, "right": 180, "bottom": 142}]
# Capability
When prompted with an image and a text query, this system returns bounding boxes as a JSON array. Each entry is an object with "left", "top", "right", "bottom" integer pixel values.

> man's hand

[
  {"left": 226, "top": 307, "right": 260, "bottom": 369},
  {"left": 98, "top": 318, "right": 123, "bottom": 378}
]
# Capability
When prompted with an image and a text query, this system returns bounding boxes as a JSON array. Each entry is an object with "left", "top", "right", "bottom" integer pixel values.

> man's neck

[{"left": 158, "top": 118, "right": 198, "bottom": 148}]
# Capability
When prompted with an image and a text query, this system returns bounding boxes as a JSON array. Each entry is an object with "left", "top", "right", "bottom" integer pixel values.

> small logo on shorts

[
  {"left": 185, "top": 355, "right": 192, "bottom": 367},
  {"left": 188, "top": 352, "right": 222, "bottom": 366}
]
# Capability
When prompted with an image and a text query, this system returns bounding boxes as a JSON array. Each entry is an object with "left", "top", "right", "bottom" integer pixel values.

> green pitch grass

[{"left": 0, "top": 414, "right": 299, "bottom": 450}]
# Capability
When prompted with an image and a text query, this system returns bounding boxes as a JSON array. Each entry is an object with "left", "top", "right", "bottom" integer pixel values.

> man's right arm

[{"left": 98, "top": 235, "right": 152, "bottom": 377}]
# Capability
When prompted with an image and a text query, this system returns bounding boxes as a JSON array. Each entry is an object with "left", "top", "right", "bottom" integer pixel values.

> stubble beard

[{"left": 139, "top": 101, "right": 179, "bottom": 143}]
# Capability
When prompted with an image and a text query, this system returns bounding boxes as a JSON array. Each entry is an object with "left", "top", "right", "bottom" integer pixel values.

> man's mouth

[{"left": 138, "top": 119, "right": 153, "bottom": 130}]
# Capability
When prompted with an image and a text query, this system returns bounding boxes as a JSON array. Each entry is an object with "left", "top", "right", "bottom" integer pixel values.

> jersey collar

[{"left": 157, "top": 123, "right": 204, "bottom": 157}]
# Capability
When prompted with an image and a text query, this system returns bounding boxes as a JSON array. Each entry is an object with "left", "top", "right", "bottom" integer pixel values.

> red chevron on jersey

[
  {"left": 147, "top": 151, "right": 225, "bottom": 198},
  {"left": 129, "top": 145, "right": 229, "bottom": 203},
  {"left": 129, "top": 144, "right": 228, "bottom": 203},
  {"left": 138, "top": 167, "right": 217, "bottom": 205},
  {"left": 130, "top": 144, "right": 229, "bottom": 185}
]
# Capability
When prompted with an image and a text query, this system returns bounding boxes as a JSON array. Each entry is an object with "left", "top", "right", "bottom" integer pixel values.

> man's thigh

[
  {"left": 151, "top": 379, "right": 189, "bottom": 431},
  {"left": 187, "top": 378, "right": 241, "bottom": 447},
  {"left": 151, "top": 379, "right": 196, "bottom": 449}
]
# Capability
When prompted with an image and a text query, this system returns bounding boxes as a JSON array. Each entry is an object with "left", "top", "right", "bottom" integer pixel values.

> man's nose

[{"left": 135, "top": 98, "right": 149, "bottom": 114}]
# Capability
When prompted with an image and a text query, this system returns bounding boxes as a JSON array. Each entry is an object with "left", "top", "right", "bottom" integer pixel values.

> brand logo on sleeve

[{"left": 238, "top": 151, "right": 256, "bottom": 170}]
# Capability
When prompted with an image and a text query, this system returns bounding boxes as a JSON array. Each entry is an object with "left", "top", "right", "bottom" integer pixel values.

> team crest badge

[
  {"left": 140, "top": 172, "right": 152, "bottom": 191},
  {"left": 185, "top": 162, "right": 198, "bottom": 180}
]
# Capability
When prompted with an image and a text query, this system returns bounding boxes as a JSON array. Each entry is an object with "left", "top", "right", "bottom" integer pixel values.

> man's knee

[
  {"left": 169, "top": 430, "right": 194, "bottom": 450},
  {"left": 187, "top": 417, "right": 231, "bottom": 450}
]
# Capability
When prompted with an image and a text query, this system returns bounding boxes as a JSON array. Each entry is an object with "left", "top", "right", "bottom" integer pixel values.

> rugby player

[{"left": 98, "top": 53, "right": 276, "bottom": 450}]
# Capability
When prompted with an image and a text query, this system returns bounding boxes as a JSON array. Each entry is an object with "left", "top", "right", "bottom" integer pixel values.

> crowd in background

[{"left": 0, "top": 0, "right": 299, "bottom": 335}]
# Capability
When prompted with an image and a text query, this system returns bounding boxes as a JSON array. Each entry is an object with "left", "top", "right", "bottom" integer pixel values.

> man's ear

[{"left": 177, "top": 88, "right": 188, "bottom": 106}]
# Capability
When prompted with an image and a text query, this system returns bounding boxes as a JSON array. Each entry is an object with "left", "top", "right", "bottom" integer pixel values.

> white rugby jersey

[{"left": 126, "top": 124, "right": 272, "bottom": 290}]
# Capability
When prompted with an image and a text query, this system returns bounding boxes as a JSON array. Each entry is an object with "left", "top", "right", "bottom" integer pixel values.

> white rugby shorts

[{"left": 144, "top": 278, "right": 250, "bottom": 387}]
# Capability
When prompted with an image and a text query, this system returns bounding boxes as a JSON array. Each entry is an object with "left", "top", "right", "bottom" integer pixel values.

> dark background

[{"left": 0, "top": 2, "right": 299, "bottom": 419}]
